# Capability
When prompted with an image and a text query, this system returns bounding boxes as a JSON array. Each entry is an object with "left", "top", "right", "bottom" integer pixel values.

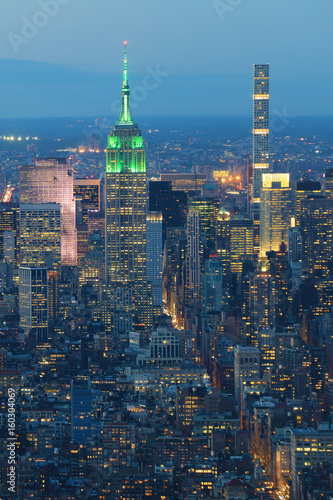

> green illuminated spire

[
  {"left": 107, "top": 43, "right": 145, "bottom": 173},
  {"left": 117, "top": 41, "right": 134, "bottom": 126}
]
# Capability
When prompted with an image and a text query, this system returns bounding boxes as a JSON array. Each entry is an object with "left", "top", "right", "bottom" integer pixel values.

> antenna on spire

[
  {"left": 117, "top": 41, "right": 135, "bottom": 126},
  {"left": 123, "top": 41, "right": 128, "bottom": 86}
]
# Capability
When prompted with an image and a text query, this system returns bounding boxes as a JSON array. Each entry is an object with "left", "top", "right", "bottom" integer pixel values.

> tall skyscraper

[
  {"left": 147, "top": 211, "right": 163, "bottom": 312},
  {"left": 20, "top": 203, "right": 61, "bottom": 321},
  {"left": 300, "top": 195, "right": 333, "bottom": 276},
  {"left": 295, "top": 181, "right": 322, "bottom": 226},
  {"left": 148, "top": 180, "right": 172, "bottom": 211},
  {"left": 202, "top": 256, "right": 223, "bottom": 313},
  {"left": 3, "top": 230, "right": 15, "bottom": 265},
  {"left": 252, "top": 64, "right": 269, "bottom": 201},
  {"left": 260, "top": 173, "right": 292, "bottom": 258},
  {"left": 105, "top": 43, "right": 150, "bottom": 329},
  {"left": 73, "top": 178, "right": 100, "bottom": 224},
  {"left": 20, "top": 203, "right": 61, "bottom": 269},
  {"left": 229, "top": 215, "right": 254, "bottom": 276},
  {"left": 215, "top": 207, "right": 231, "bottom": 305},
  {"left": 71, "top": 378, "right": 92, "bottom": 445},
  {"left": 250, "top": 261, "right": 276, "bottom": 345},
  {"left": 234, "top": 345, "right": 260, "bottom": 405},
  {"left": 188, "top": 196, "right": 215, "bottom": 249},
  {"left": 20, "top": 158, "right": 77, "bottom": 266},
  {"left": 153, "top": 187, "right": 188, "bottom": 245},
  {"left": 19, "top": 267, "right": 48, "bottom": 346},
  {"left": 185, "top": 211, "right": 201, "bottom": 306},
  {"left": 288, "top": 217, "right": 302, "bottom": 263},
  {"left": 0, "top": 203, "right": 20, "bottom": 266}
]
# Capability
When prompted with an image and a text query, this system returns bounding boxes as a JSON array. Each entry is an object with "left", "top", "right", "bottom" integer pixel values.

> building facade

[
  {"left": 20, "top": 157, "right": 77, "bottom": 266},
  {"left": 252, "top": 64, "right": 270, "bottom": 201},
  {"left": 260, "top": 173, "right": 292, "bottom": 258},
  {"left": 19, "top": 267, "right": 48, "bottom": 346},
  {"left": 105, "top": 43, "right": 150, "bottom": 329}
]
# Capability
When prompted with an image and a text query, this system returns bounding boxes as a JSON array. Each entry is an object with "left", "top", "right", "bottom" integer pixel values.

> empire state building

[{"left": 105, "top": 42, "right": 151, "bottom": 330}]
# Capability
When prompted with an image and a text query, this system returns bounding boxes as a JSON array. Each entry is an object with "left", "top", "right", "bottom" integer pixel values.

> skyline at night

[{"left": 1, "top": 3, "right": 333, "bottom": 500}]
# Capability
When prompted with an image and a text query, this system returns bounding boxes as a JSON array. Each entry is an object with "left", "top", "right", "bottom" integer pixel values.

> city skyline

[{"left": 1, "top": 7, "right": 333, "bottom": 499}]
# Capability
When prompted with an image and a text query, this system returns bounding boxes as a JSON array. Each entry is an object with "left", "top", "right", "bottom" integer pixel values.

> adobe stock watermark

[
  {"left": 7, "top": 387, "right": 17, "bottom": 495},
  {"left": 110, "top": 65, "right": 170, "bottom": 116},
  {"left": 82, "top": 65, "right": 169, "bottom": 148},
  {"left": 82, "top": 117, "right": 113, "bottom": 150},
  {"left": 213, "top": 0, "right": 244, "bottom": 21},
  {"left": 8, "top": 0, "right": 71, "bottom": 54},
  {"left": 270, "top": 106, "right": 296, "bottom": 137},
  {"left": 234, "top": 106, "right": 296, "bottom": 158}
]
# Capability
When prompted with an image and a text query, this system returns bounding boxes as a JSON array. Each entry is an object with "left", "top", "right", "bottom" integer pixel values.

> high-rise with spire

[{"left": 105, "top": 43, "right": 151, "bottom": 331}]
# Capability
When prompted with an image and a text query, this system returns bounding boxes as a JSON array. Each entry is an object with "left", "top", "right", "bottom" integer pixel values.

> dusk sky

[{"left": 0, "top": 0, "right": 332, "bottom": 118}]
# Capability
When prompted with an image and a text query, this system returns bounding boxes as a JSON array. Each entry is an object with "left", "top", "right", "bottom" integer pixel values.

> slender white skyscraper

[{"left": 252, "top": 64, "right": 269, "bottom": 202}]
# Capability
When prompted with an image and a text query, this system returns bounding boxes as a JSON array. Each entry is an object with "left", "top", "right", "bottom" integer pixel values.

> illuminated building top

[{"left": 106, "top": 42, "right": 145, "bottom": 173}]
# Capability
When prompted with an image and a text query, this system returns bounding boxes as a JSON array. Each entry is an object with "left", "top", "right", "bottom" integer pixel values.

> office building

[
  {"left": 260, "top": 173, "right": 291, "bottom": 258},
  {"left": 20, "top": 157, "right": 77, "bottom": 266},
  {"left": 153, "top": 188, "right": 188, "bottom": 245},
  {"left": 160, "top": 173, "right": 206, "bottom": 192},
  {"left": 20, "top": 203, "right": 61, "bottom": 321},
  {"left": 290, "top": 427, "right": 333, "bottom": 500},
  {"left": 19, "top": 267, "right": 48, "bottom": 346},
  {"left": 295, "top": 180, "right": 322, "bottom": 226},
  {"left": 250, "top": 261, "right": 276, "bottom": 344},
  {"left": 105, "top": 43, "right": 150, "bottom": 329},
  {"left": 0, "top": 203, "right": 20, "bottom": 265},
  {"left": 252, "top": 64, "right": 269, "bottom": 201},
  {"left": 215, "top": 206, "right": 231, "bottom": 279},
  {"left": 229, "top": 216, "right": 254, "bottom": 276},
  {"left": 148, "top": 180, "right": 172, "bottom": 211},
  {"left": 101, "top": 283, "right": 133, "bottom": 343},
  {"left": 73, "top": 178, "right": 100, "bottom": 224},
  {"left": 258, "top": 327, "right": 276, "bottom": 373},
  {"left": 234, "top": 345, "right": 260, "bottom": 405},
  {"left": 148, "top": 327, "right": 181, "bottom": 365},
  {"left": 88, "top": 209, "right": 105, "bottom": 237},
  {"left": 79, "top": 231, "right": 105, "bottom": 298},
  {"left": 300, "top": 195, "right": 333, "bottom": 276},
  {"left": 288, "top": 217, "right": 302, "bottom": 263},
  {"left": 188, "top": 196, "right": 215, "bottom": 249},
  {"left": 185, "top": 211, "right": 201, "bottom": 306},
  {"left": 250, "top": 202, "right": 260, "bottom": 263},
  {"left": 202, "top": 256, "right": 223, "bottom": 313},
  {"left": 20, "top": 203, "right": 61, "bottom": 269},
  {"left": 176, "top": 386, "right": 207, "bottom": 427},
  {"left": 0, "top": 262, "right": 13, "bottom": 290},
  {"left": 102, "top": 419, "right": 136, "bottom": 468},
  {"left": 71, "top": 378, "right": 92, "bottom": 445},
  {"left": 147, "top": 211, "right": 163, "bottom": 311},
  {"left": 3, "top": 229, "right": 15, "bottom": 265}
]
